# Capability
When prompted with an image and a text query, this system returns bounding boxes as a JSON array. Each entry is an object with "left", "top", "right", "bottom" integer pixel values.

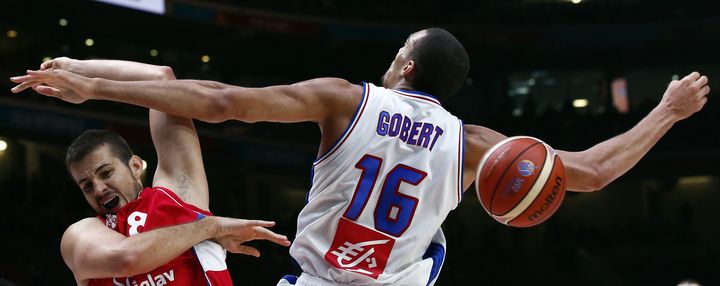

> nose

[{"left": 92, "top": 179, "right": 108, "bottom": 198}]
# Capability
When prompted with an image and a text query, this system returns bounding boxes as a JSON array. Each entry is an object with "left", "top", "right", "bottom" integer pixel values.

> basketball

[{"left": 475, "top": 136, "right": 566, "bottom": 227}]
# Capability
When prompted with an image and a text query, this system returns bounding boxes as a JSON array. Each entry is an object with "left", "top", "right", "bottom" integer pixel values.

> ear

[
  {"left": 128, "top": 155, "right": 144, "bottom": 181},
  {"left": 401, "top": 60, "right": 416, "bottom": 78}
]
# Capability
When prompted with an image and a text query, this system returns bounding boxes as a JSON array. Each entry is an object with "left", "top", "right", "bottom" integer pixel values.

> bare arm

[
  {"left": 62, "top": 216, "right": 289, "bottom": 283},
  {"left": 11, "top": 70, "right": 361, "bottom": 124},
  {"left": 11, "top": 68, "right": 363, "bottom": 157},
  {"left": 38, "top": 57, "right": 174, "bottom": 81},
  {"left": 463, "top": 72, "right": 709, "bottom": 192},
  {"left": 556, "top": 72, "right": 709, "bottom": 191},
  {"left": 16, "top": 58, "right": 210, "bottom": 208}
]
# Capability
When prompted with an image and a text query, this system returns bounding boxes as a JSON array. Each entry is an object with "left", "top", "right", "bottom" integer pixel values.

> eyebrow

[{"left": 77, "top": 163, "right": 112, "bottom": 186}]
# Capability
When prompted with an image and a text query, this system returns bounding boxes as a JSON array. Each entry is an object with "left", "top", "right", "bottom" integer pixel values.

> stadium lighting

[
  {"left": 43, "top": 57, "right": 52, "bottom": 63},
  {"left": 201, "top": 55, "right": 210, "bottom": 63},
  {"left": 571, "top": 0, "right": 582, "bottom": 4},
  {"left": 59, "top": 18, "right": 68, "bottom": 26},
  {"left": 142, "top": 160, "right": 148, "bottom": 171},
  {"left": 7, "top": 30, "right": 18, "bottom": 38},
  {"left": 0, "top": 140, "right": 7, "bottom": 151},
  {"left": 573, "top": 99, "right": 589, "bottom": 108},
  {"left": 85, "top": 38, "right": 95, "bottom": 47},
  {"left": 150, "top": 49, "right": 159, "bottom": 57}
]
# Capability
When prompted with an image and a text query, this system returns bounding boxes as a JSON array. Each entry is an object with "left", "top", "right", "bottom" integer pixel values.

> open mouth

[{"left": 101, "top": 195, "right": 120, "bottom": 212}]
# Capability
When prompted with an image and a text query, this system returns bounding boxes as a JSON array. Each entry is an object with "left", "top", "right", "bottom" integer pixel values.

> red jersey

[{"left": 88, "top": 186, "right": 233, "bottom": 286}]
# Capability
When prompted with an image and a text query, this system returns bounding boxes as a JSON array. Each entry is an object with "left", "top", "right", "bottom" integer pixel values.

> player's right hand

[
  {"left": 211, "top": 217, "right": 291, "bottom": 257},
  {"left": 10, "top": 69, "right": 92, "bottom": 104},
  {"left": 660, "top": 72, "right": 710, "bottom": 121}
]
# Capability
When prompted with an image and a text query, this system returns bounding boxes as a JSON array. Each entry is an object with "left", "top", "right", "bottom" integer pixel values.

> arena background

[{"left": 1, "top": 0, "right": 719, "bottom": 285}]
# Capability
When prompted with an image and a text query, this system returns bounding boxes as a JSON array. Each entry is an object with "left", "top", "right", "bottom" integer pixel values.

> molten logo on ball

[{"left": 517, "top": 160, "right": 537, "bottom": 176}]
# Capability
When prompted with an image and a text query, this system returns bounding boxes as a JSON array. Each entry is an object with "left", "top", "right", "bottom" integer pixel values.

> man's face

[
  {"left": 381, "top": 30, "right": 427, "bottom": 88},
  {"left": 69, "top": 144, "right": 143, "bottom": 215}
]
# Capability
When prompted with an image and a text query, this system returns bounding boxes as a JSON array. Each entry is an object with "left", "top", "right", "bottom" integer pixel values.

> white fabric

[{"left": 290, "top": 83, "right": 462, "bottom": 285}]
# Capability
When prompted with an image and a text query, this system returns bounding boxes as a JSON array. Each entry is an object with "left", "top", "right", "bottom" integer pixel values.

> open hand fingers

[
  {"left": 35, "top": 85, "right": 61, "bottom": 98},
  {"left": 252, "top": 226, "right": 291, "bottom": 246},
  {"left": 227, "top": 244, "right": 261, "bottom": 257},
  {"left": 10, "top": 80, "right": 42, "bottom": 93}
]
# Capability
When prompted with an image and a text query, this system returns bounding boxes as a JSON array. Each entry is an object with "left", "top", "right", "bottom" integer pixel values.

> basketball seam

[{"left": 508, "top": 153, "right": 557, "bottom": 226}]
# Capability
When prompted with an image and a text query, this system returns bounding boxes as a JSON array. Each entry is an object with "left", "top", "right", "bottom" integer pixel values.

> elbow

[
  {"left": 109, "top": 249, "right": 140, "bottom": 277},
  {"left": 584, "top": 166, "right": 611, "bottom": 192},
  {"left": 156, "top": 66, "right": 176, "bottom": 80}
]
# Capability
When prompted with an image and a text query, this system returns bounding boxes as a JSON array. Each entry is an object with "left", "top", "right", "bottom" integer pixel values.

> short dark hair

[
  {"left": 66, "top": 130, "right": 134, "bottom": 170},
  {"left": 408, "top": 27, "right": 470, "bottom": 101}
]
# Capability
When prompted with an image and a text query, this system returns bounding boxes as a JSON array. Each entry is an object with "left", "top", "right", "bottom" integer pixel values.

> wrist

[
  {"left": 650, "top": 105, "right": 679, "bottom": 126},
  {"left": 203, "top": 216, "right": 222, "bottom": 238}
]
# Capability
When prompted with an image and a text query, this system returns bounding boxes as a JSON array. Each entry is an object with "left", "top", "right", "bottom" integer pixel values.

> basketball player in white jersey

[
  {"left": 11, "top": 27, "right": 710, "bottom": 285},
  {"left": 11, "top": 59, "right": 290, "bottom": 285}
]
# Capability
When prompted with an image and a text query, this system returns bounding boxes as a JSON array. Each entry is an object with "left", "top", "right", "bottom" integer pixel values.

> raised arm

[
  {"left": 463, "top": 72, "right": 709, "bottom": 192},
  {"left": 11, "top": 69, "right": 362, "bottom": 124},
  {"left": 556, "top": 72, "right": 709, "bottom": 191},
  {"left": 13, "top": 58, "right": 210, "bottom": 208},
  {"left": 62, "top": 216, "right": 289, "bottom": 284}
]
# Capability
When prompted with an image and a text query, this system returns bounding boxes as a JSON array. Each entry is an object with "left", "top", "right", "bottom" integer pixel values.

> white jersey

[{"left": 289, "top": 82, "right": 464, "bottom": 286}]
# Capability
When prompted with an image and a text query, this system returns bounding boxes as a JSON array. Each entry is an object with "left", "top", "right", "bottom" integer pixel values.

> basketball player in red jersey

[
  {"left": 11, "top": 28, "right": 710, "bottom": 285},
  {"left": 14, "top": 60, "right": 290, "bottom": 285}
]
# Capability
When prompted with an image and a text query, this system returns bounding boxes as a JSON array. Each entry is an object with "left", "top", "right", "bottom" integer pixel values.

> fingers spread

[
  {"left": 229, "top": 244, "right": 261, "bottom": 257},
  {"left": 35, "top": 86, "right": 61, "bottom": 97},
  {"left": 11, "top": 81, "right": 40, "bottom": 93},
  {"left": 253, "top": 226, "right": 291, "bottom": 246},
  {"left": 247, "top": 220, "right": 276, "bottom": 228}
]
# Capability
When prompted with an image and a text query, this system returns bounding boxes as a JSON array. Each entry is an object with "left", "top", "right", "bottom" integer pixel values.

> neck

[{"left": 390, "top": 79, "right": 414, "bottom": 91}]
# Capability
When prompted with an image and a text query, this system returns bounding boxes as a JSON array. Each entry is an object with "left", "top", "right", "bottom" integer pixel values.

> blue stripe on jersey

[
  {"left": 423, "top": 242, "right": 446, "bottom": 285},
  {"left": 396, "top": 89, "right": 440, "bottom": 102},
  {"left": 196, "top": 213, "right": 207, "bottom": 220},
  {"left": 280, "top": 275, "right": 298, "bottom": 284},
  {"left": 312, "top": 82, "right": 367, "bottom": 165}
]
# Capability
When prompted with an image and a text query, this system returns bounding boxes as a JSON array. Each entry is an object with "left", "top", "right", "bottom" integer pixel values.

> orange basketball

[{"left": 475, "top": 136, "right": 566, "bottom": 227}]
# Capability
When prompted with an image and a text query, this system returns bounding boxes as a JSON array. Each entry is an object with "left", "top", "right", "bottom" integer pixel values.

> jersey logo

[
  {"left": 324, "top": 217, "right": 395, "bottom": 279},
  {"left": 105, "top": 214, "right": 118, "bottom": 229}
]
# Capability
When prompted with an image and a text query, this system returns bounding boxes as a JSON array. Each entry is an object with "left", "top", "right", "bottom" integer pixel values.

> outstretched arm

[
  {"left": 62, "top": 216, "right": 290, "bottom": 284},
  {"left": 463, "top": 72, "right": 709, "bottom": 192},
  {"left": 11, "top": 68, "right": 361, "bottom": 124}
]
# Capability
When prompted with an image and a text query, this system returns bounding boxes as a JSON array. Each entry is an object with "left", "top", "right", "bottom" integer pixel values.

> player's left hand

[{"left": 212, "top": 217, "right": 291, "bottom": 257}]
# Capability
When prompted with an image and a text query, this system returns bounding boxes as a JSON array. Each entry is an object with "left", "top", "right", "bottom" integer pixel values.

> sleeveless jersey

[
  {"left": 88, "top": 186, "right": 233, "bottom": 286},
  {"left": 289, "top": 82, "right": 464, "bottom": 285}
]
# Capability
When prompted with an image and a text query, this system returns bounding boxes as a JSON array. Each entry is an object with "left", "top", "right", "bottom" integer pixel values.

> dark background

[{"left": 1, "top": 0, "right": 719, "bottom": 285}]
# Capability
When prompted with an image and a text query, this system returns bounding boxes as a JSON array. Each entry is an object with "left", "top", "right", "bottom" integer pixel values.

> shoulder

[{"left": 295, "top": 77, "right": 365, "bottom": 115}]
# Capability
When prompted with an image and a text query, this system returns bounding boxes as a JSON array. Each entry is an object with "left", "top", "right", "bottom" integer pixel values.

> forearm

[
  {"left": 68, "top": 59, "right": 173, "bottom": 81},
  {"left": 561, "top": 106, "right": 677, "bottom": 191},
  {"left": 115, "top": 216, "right": 218, "bottom": 276},
  {"left": 88, "top": 78, "right": 228, "bottom": 122}
]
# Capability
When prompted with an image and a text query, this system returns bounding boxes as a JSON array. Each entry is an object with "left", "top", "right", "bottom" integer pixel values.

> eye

[
  {"left": 81, "top": 183, "right": 93, "bottom": 193},
  {"left": 100, "top": 169, "right": 113, "bottom": 179}
]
